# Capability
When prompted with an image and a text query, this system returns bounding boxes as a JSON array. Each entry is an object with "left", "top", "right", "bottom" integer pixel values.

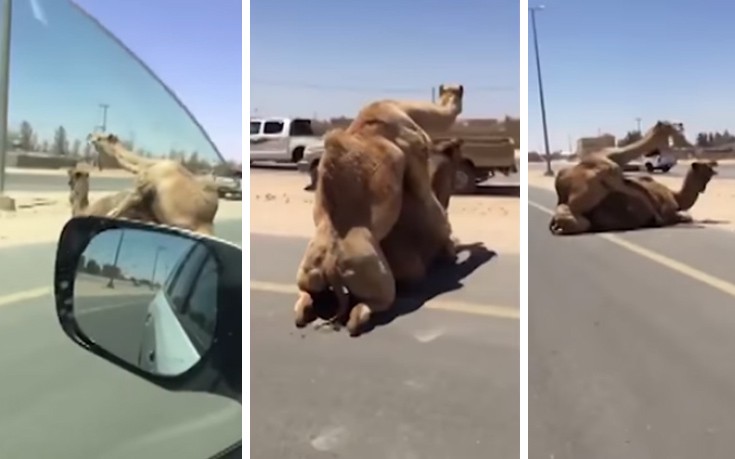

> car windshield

[{"left": 1, "top": 1, "right": 241, "bottom": 458}]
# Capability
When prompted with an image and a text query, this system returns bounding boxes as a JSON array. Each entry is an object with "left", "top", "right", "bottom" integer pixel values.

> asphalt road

[
  {"left": 6, "top": 171, "right": 133, "bottom": 192},
  {"left": 529, "top": 186, "right": 735, "bottom": 458},
  {"left": 251, "top": 233, "right": 520, "bottom": 458},
  {"left": 528, "top": 160, "right": 735, "bottom": 179},
  {"left": 0, "top": 219, "right": 241, "bottom": 459}
]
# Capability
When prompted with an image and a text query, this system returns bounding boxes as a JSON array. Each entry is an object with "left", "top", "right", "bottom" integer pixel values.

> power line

[{"left": 251, "top": 79, "right": 517, "bottom": 94}]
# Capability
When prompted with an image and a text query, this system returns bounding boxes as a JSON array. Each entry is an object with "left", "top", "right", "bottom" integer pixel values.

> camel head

[
  {"left": 438, "top": 83, "right": 464, "bottom": 114},
  {"left": 67, "top": 167, "right": 90, "bottom": 210},
  {"left": 649, "top": 121, "right": 691, "bottom": 148},
  {"left": 430, "top": 137, "right": 464, "bottom": 209},
  {"left": 687, "top": 160, "right": 718, "bottom": 193}
]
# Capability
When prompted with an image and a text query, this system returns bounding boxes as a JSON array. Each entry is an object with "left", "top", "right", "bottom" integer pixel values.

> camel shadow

[
  {"left": 311, "top": 243, "right": 496, "bottom": 336},
  {"left": 369, "top": 243, "right": 497, "bottom": 331},
  {"left": 584, "top": 218, "right": 731, "bottom": 235}
]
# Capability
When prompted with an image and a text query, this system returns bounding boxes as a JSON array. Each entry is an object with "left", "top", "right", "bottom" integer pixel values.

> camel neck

[
  {"left": 604, "top": 130, "right": 663, "bottom": 166},
  {"left": 673, "top": 173, "right": 702, "bottom": 210}
]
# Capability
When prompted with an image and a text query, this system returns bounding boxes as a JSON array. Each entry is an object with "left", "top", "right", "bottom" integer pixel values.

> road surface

[
  {"left": 529, "top": 186, "right": 735, "bottom": 458},
  {"left": 251, "top": 233, "right": 520, "bottom": 458},
  {"left": 6, "top": 171, "right": 133, "bottom": 192},
  {"left": 0, "top": 219, "right": 241, "bottom": 459}
]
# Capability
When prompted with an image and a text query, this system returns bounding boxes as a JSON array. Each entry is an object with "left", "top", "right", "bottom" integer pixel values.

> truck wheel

[
  {"left": 291, "top": 147, "right": 305, "bottom": 163},
  {"left": 645, "top": 163, "right": 655, "bottom": 173},
  {"left": 454, "top": 161, "right": 477, "bottom": 194},
  {"left": 661, "top": 165, "right": 671, "bottom": 173}
]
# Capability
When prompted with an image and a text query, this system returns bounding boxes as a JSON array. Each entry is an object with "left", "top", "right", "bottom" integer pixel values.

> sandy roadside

[
  {"left": 251, "top": 171, "right": 520, "bottom": 254},
  {"left": 528, "top": 169, "right": 735, "bottom": 232},
  {"left": 5, "top": 167, "right": 132, "bottom": 178},
  {"left": 0, "top": 191, "right": 242, "bottom": 249}
]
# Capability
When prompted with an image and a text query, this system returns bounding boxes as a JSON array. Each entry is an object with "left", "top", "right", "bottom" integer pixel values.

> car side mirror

[{"left": 54, "top": 216, "right": 242, "bottom": 403}]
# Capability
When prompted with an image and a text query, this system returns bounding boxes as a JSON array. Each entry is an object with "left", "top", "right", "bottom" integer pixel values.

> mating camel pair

[
  {"left": 68, "top": 133, "right": 220, "bottom": 236},
  {"left": 550, "top": 121, "right": 718, "bottom": 235},
  {"left": 294, "top": 84, "right": 465, "bottom": 337}
]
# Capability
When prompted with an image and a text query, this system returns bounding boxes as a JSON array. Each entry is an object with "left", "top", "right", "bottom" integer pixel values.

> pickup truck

[
  {"left": 298, "top": 134, "right": 518, "bottom": 194},
  {"left": 622, "top": 149, "right": 678, "bottom": 173},
  {"left": 250, "top": 117, "right": 323, "bottom": 165}
]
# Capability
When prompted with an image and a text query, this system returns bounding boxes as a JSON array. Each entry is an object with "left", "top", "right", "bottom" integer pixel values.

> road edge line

[
  {"left": 528, "top": 200, "right": 735, "bottom": 298},
  {"left": 250, "top": 280, "right": 519, "bottom": 320},
  {"left": 0, "top": 286, "right": 53, "bottom": 307}
]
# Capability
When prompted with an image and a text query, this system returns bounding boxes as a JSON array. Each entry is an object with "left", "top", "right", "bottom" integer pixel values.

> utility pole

[
  {"left": 431, "top": 86, "right": 436, "bottom": 103},
  {"left": 0, "top": 0, "right": 14, "bottom": 210},
  {"left": 99, "top": 103, "right": 109, "bottom": 132},
  {"left": 107, "top": 230, "right": 125, "bottom": 289},
  {"left": 635, "top": 117, "right": 642, "bottom": 133},
  {"left": 530, "top": 5, "right": 554, "bottom": 177}
]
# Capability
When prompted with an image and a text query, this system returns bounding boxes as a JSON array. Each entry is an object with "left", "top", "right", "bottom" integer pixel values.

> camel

[
  {"left": 67, "top": 166, "right": 158, "bottom": 222},
  {"left": 87, "top": 132, "right": 219, "bottom": 236},
  {"left": 381, "top": 138, "right": 464, "bottom": 284},
  {"left": 549, "top": 121, "right": 692, "bottom": 235},
  {"left": 551, "top": 161, "right": 718, "bottom": 235},
  {"left": 293, "top": 85, "right": 464, "bottom": 337}
]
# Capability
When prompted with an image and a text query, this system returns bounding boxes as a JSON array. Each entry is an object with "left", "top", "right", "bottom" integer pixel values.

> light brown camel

[
  {"left": 293, "top": 85, "right": 464, "bottom": 337},
  {"left": 550, "top": 121, "right": 691, "bottom": 235},
  {"left": 550, "top": 161, "right": 718, "bottom": 235},
  {"left": 67, "top": 166, "right": 158, "bottom": 222},
  {"left": 381, "top": 138, "right": 464, "bottom": 284},
  {"left": 87, "top": 132, "right": 219, "bottom": 235}
]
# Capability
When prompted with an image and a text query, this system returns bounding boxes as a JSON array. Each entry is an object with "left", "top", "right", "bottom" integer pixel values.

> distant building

[{"left": 575, "top": 134, "right": 616, "bottom": 157}]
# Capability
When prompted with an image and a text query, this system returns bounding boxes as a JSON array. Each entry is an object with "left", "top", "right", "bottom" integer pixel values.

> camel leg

[
  {"left": 293, "top": 290, "right": 317, "bottom": 328},
  {"left": 549, "top": 205, "right": 591, "bottom": 235}
]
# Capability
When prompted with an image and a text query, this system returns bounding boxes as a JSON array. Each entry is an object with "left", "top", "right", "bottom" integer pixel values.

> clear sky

[
  {"left": 9, "top": 0, "right": 241, "bottom": 162},
  {"left": 528, "top": 0, "right": 735, "bottom": 153},
  {"left": 251, "top": 0, "right": 519, "bottom": 119}
]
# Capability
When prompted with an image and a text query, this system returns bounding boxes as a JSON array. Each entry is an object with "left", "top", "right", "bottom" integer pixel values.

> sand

[
  {"left": 528, "top": 169, "right": 735, "bottom": 232},
  {"left": 0, "top": 191, "right": 242, "bottom": 249},
  {"left": 250, "top": 171, "right": 520, "bottom": 254}
]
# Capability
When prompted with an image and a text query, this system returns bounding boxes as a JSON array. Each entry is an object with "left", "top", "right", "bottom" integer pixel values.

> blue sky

[
  {"left": 9, "top": 0, "right": 241, "bottom": 162},
  {"left": 528, "top": 0, "right": 735, "bottom": 153},
  {"left": 251, "top": 0, "right": 519, "bottom": 119}
]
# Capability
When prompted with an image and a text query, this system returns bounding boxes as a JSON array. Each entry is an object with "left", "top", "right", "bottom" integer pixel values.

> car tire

[
  {"left": 454, "top": 161, "right": 477, "bottom": 194},
  {"left": 645, "top": 163, "right": 655, "bottom": 173},
  {"left": 661, "top": 165, "right": 672, "bottom": 173},
  {"left": 292, "top": 147, "right": 305, "bottom": 163}
]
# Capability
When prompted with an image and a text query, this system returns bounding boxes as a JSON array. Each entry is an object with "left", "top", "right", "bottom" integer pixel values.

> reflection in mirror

[{"left": 74, "top": 228, "right": 218, "bottom": 376}]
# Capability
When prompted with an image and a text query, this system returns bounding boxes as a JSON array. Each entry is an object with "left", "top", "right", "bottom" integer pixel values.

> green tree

[
  {"left": 19, "top": 121, "right": 34, "bottom": 151},
  {"left": 53, "top": 126, "right": 68, "bottom": 155},
  {"left": 696, "top": 132, "right": 709, "bottom": 147}
]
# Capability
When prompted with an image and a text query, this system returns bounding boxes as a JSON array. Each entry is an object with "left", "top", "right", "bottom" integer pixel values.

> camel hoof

[
  {"left": 294, "top": 296, "right": 316, "bottom": 328},
  {"left": 347, "top": 304, "right": 371, "bottom": 337}
]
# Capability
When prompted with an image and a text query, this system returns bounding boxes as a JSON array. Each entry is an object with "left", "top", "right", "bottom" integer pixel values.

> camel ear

[
  {"left": 458, "top": 85, "right": 464, "bottom": 96},
  {"left": 106, "top": 133, "right": 118, "bottom": 143}
]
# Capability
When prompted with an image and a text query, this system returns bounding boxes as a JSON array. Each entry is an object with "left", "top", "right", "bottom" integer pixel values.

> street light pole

[
  {"left": 635, "top": 117, "right": 642, "bottom": 133},
  {"left": 530, "top": 5, "right": 554, "bottom": 177},
  {"left": 0, "top": 0, "right": 15, "bottom": 210}
]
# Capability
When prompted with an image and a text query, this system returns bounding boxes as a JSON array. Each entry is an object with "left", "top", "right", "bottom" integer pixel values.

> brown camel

[
  {"left": 87, "top": 132, "right": 219, "bottom": 235},
  {"left": 67, "top": 167, "right": 158, "bottom": 222},
  {"left": 294, "top": 85, "right": 464, "bottom": 337},
  {"left": 381, "top": 138, "right": 464, "bottom": 284},
  {"left": 551, "top": 161, "right": 718, "bottom": 235},
  {"left": 549, "top": 121, "right": 690, "bottom": 235}
]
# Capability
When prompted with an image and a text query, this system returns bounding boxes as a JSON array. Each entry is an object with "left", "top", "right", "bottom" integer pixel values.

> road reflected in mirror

[{"left": 74, "top": 228, "right": 218, "bottom": 376}]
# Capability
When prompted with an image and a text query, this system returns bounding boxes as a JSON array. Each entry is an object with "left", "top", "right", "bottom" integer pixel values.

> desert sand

[
  {"left": 251, "top": 171, "right": 520, "bottom": 254},
  {"left": 0, "top": 190, "right": 242, "bottom": 248},
  {"left": 528, "top": 169, "right": 735, "bottom": 232}
]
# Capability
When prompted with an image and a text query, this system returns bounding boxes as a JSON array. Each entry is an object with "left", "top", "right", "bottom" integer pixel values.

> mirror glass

[{"left": 74, "top": 227, "right": 218, "bottom": 376}]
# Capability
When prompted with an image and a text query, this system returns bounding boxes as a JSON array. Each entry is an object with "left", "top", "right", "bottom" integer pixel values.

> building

[{"left": 575, "top": 134, "right": 616, "bottom": 157}]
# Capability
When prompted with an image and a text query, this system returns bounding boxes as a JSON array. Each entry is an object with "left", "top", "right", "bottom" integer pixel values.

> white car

[
  {"left": 138, "top": 241, "right": 218, "bottom": 376},
  {"left": 641, "top": 149, "right": 677, "bottom": 173}
]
